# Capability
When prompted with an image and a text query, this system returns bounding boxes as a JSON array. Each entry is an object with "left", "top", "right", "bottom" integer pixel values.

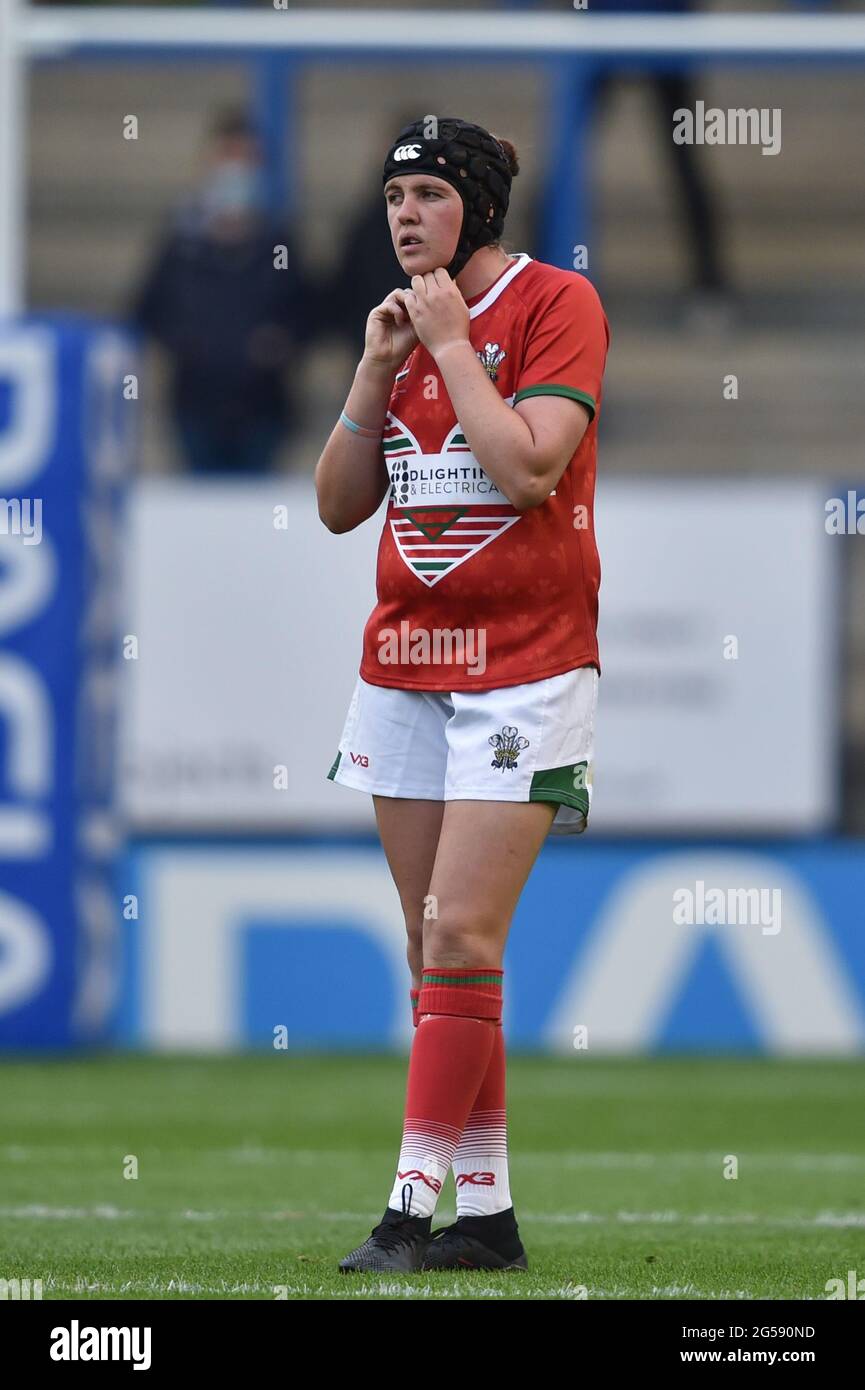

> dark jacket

[{"left": 131, "top": 217, "right": 311, "bottom": 430}]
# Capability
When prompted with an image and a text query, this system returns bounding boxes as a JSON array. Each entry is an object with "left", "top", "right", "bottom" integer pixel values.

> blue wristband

[{"left": 339, "top": 411, "right": 382, "bottom": 440}]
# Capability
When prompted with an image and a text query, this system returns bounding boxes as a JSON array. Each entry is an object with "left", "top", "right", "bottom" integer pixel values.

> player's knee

[{"left": 422, "top": 911, "right": 500, "bottom": 967}]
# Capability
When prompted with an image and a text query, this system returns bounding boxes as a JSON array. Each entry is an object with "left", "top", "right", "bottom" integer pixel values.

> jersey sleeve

[{"left": 513, "top": 273, "right": 610, "bottom": 421}]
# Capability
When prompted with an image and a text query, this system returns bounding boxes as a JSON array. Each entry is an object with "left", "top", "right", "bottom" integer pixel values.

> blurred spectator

[
  {"left": 130, "top": 108, "right": 312, "bottom": 474},
  {"left": 322, "top": 110, "right": 416, "bottom": 360},
  {"left": 545, "top": 0, "right": 732, "bottom": 326}
]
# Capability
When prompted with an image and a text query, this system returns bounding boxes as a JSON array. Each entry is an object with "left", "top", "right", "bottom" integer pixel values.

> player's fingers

[
  {"left": 373, "top": 307, "right": 402, "bottom": 331},
  {"left": 410, "top": 273, "right": 428, "bottom": 296},
  {"left": 379, "top": 291, "right": 408, "bottom": 324}
]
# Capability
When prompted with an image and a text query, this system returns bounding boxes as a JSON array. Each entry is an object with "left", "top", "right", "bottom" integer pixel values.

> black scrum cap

[{"left": 382, "top": 117, "right": 512, "bottom": 278}]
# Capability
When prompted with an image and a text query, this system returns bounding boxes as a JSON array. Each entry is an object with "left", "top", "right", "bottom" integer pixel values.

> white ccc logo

[{"left": 393, "top": 144, "right": 422, "bottom": 161}]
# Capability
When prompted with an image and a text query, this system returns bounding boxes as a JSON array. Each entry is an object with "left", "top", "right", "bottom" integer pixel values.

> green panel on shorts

[
  {"left": 529, "top": 759, "right": 590, "bottom": 817},
  {"left": 326, "top": 750, "right": 341, "bottom": 781}
]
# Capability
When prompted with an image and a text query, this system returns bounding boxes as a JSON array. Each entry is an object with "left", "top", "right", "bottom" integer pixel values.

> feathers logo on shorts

[{"left": 488, "top": 725, "right": 530, "bottom": 771}]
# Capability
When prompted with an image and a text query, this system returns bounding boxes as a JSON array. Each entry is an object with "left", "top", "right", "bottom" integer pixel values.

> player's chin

[{"left": 400, "top": 248, "right": 442, "bottom": 277}]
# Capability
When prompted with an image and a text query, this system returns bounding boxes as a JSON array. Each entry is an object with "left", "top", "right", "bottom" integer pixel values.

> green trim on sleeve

[{"left": 513, "top": 384, "right": 596, "bottom": 419}]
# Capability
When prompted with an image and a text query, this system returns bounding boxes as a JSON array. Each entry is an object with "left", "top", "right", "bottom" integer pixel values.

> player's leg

[
  {"left": 423, "top": 798, "right": 554, "bottom": 968},
  {"left": 372, "top": 794, "right": 444, "bottom": 1008},
  {"left": 419, "top": 667, "right": 597, "bottom": 1270},
  {"left": 340, "top": 800, "right": 552, "bottom": 1273},
  {"left": 335, "top": 688, "right": 452, "bottom": 1272},
  {"left": 329, "top": 681, "right": 447, "bottom": 1011},
  {"left": 337, "top": 672, "right": 593, "bottom": 1270},
  {"left": 415, "top": 798, "right": 554, "bottom": 1270}
]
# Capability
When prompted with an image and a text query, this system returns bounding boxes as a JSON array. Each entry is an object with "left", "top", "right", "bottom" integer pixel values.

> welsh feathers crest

[
  {"left": 477, "top": 342, "right": 507, "bottom": 381},
  {"left": 488, "top": 725, "right": 530, "bottom": 771}
]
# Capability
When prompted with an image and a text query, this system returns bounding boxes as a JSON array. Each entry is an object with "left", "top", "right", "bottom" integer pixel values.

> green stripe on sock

[{"left": 422, "top": 973, "right": 503, "bottom": 986}]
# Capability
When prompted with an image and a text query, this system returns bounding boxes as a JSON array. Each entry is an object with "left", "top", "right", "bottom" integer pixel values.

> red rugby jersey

[{"left": 359, "top": 253, "right": 610, "bottom": 692}]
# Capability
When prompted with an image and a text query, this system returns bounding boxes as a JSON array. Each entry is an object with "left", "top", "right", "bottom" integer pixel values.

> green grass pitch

[{"left": 1, "top": 1055, "right": 863, "bottom": 1301}]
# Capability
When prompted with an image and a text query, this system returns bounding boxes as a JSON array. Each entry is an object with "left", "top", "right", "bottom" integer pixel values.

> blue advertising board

[
  {"left": 0, "top": 316, "right": 134, "bottom": 1048},
  {"left": 117, "top": 838, "right": 865, "bottom": 1054}
]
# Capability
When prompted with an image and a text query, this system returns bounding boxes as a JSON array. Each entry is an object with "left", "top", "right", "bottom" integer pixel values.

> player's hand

[
  {"left": 363, "top": 289, "right": 419, "bottom": 371},
  {"left": 403, "top": 269, "right": 471, "bottom": 360}
]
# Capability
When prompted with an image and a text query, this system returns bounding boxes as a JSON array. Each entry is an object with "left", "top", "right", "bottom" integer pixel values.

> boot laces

[{"left": 370, "top": 1182, "right": 424, "bottom": 1253}]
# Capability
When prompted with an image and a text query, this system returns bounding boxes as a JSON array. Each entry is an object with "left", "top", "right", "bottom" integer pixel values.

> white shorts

[{"left": 327, "top": 665, "right": 598, "bottom": 836}]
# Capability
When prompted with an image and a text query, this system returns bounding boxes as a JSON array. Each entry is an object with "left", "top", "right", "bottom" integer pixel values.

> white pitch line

[
  {"left": 5, "top": 1146, "right": 865, "bottom": 1172},
  {"left": 40, "top": 1279, "right": 584, "bottom": 1300},
  {"left": 38, "top": 1277, "right": 764, "bottom": 1301},
  {"left": 3, "top": 1205, "right": 864, "bottom": 1229},
  {"left": 517, "top": 1152, "right": 865, "bottom": 1172}
]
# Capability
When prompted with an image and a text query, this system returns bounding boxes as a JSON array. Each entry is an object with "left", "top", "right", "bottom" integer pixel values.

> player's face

[{"left": 384, "top": 174, "right": 463, "bottom": 275}]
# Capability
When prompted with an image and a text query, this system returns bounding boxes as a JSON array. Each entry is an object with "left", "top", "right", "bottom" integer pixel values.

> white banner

[{"left": 118, "top": 477, "right": 838, "bottom": 833}]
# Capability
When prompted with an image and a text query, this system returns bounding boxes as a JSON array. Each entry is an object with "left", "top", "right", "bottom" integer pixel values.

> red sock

[
  {"left": 388, "top": 967, "right": 503, "bottom": 1218},
  {"left": 452, "top": 1023, "right": 511, "bottom": 1215},
  {"left": 410, "top": 988, "right": 420, "bottom": 1029}
]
